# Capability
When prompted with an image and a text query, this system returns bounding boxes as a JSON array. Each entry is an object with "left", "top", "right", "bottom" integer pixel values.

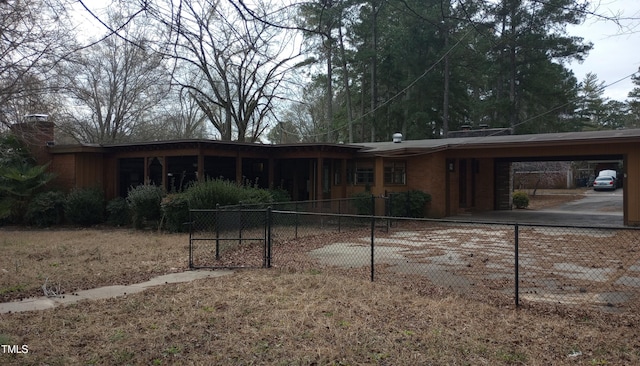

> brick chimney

[{"left": 10, "top": 114, "right": 54, "bottom": 165}]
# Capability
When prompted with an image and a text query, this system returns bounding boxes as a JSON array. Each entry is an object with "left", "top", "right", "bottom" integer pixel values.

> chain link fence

[
  {"left": 188, "top": 208, "right": 271, "bottom": 269},
  {"left": 188, "top": 203, "right": 640, "bottom": 314}
]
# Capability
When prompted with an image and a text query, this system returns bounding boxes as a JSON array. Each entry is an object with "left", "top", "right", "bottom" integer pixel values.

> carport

[
  {"left": 357, "top": 129, "right": 640, "bottom": 226},
  {"left": 443, "top": 130, "right": 640, "bottom": 226}
]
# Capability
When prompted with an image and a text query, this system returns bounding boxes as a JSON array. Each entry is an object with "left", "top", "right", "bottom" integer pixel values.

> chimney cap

[{"left": 24, "top": 114, "right": 49, "bottom": 122}]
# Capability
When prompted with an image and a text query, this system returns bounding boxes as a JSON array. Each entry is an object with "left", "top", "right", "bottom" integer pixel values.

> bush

[
  {"left": 351, "top": 191, "right": 374, "bottom": 215},
  {"left": 65, "top": 188, "right": 105, "bottom": 226},
  {"left": 106, "top": 197, "right": 130, "bottom": 227},
  {"left": 185, "top": 179, "right": 241, "bottom": 209},
  {"left": 512, "top": 191, "right": 530, "bottom": 209},
  {"left": 184, "top": 179, "right": 275, "bottom": 209},
  {"left": 161, "top": 194, "right": 190, "bottom": 233},
  {"left": 268, "top": 188, "right": 291, "bottom": 203},
  {"left": 389, "top": 190, "right": 432, "bottom": 217},
  {"left": 240, "top": 187, "right": 274, "bottom": 206},
  {"left": 25, "top": 191, "right": 66, "bottom": 227},
  {"left": 127, "top": 184, "right": 164, "bottom": 228}
]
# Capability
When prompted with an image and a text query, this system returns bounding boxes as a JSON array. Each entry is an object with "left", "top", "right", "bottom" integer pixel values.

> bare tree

[
  {"left": 155, "top": 0, "right": 301, "bottom": 142},
  {"left": 270, "top": 82, "right": 329, "bottom": 143},
  {"left": 55, "top": 11, "right": 171, "bottom": 143},
  {"left": 0, "top": 0, "right": 74, "bottom": 130}
]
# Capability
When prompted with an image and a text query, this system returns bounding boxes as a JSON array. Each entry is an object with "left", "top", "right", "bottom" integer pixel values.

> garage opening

[{"left": 492, "top": 155, "right": 624, "bottom": 226}]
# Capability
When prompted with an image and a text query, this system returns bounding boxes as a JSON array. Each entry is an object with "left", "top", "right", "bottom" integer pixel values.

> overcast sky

[{"left": 567, "top": 0, "right": 640, "bottom": 101}]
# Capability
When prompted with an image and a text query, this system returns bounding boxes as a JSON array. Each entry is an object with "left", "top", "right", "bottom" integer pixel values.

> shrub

[
  {"left": 161, "top": 194, "right": 190, "bottom": 233},
  {"left": 65, "top": 188, "right": 105, "bottom": 226},
  {"left": 184, "top": 179, "right": 274, "bottom": 209},
  {"left": 25, "top": 191, "right": 66, "bottom": 227},
  {"left": 267, "top": 188, "right": 291, "bottom": 203},
  {"left": 185, "top": 179, "right": 241, "bottom": 209},
  {"left": 512, "top": 191, "right": 530, "bottom": 209},
  {"left": 389, "top": 190, "right": 432, "bottom": 217},
  {"left": 351, "top": 191, "right": 374, "bottom": 215},
  {"left": 106, "top": 197, "right": 130, "bottom": 227},
  {"left": 240, "top": 187, "right": 274, "bottom": 206},
  {"left": 127, "top": 184, "right": 164, "bottom": 228}
]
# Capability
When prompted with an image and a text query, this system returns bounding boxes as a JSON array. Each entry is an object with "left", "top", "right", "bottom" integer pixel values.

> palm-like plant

[{"left": 0, "top": 135, "right": 55, "bottom": 223}]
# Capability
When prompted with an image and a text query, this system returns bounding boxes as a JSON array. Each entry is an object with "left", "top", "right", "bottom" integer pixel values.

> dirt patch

[{"left": 526, "top": 192, "right": 586, "bottom": 210}]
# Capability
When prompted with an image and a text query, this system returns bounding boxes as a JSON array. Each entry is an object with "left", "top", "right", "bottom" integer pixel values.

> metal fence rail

[{"left": 187, "top": 206, "right": 640, "bottom": 313}]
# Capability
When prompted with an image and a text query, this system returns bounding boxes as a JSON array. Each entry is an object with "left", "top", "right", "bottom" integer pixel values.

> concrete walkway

[{"left": 0, "top": 270, "right": 233, "bottom": 314}]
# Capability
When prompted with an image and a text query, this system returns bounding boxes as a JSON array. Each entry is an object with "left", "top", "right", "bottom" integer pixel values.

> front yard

[{"left": 0, "top": 226, "right": 639, "bottom": 365}]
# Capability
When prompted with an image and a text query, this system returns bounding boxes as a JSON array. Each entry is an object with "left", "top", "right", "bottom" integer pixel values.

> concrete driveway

[{"left": 449, "top": 189, "right": 624, "bottom": 227}]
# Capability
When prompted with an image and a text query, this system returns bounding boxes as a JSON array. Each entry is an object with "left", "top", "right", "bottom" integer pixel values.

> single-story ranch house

[{"left": 11, "top": 119, "right": 640, "bottom": 226}]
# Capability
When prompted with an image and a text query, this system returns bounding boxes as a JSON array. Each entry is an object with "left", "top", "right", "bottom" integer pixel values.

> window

[
  {"left": 384, "top": 161, "right": 406, "bottom": 185},
  {"left": 333, "top": 160, "right": 342, "bottom": 185},
  {"left": 355, "top": 161, "right": 374, "bottom": 185}
]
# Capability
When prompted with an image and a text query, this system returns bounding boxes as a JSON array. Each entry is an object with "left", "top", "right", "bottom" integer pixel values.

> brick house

[{"left": 11, "top": 120, "right": 640, "bottom": 226}]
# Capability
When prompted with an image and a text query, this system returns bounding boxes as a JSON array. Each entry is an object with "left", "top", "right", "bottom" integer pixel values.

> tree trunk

[
  {"left": 338, "top": 22, "right": 354, "bottom": 143},
  {"left": 326, "top": 38, "right": 333, "bottom": 142},
  {"left": 370, "top": 1, "right": 378, "bottom": 142}
]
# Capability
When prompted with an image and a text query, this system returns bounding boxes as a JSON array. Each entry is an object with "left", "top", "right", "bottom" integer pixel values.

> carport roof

[{"left": 354, "top": 129, "right": 640, "bottom": 156}]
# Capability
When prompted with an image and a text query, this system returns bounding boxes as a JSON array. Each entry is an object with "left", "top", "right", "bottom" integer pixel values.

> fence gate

[{"left": 188, "top": 208, "right": 271, "bottom": 269}]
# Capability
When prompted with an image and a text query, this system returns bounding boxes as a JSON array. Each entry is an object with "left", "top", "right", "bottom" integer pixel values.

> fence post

[
  {"left": 239, "top": 205, "right": 243, "bottom": 243},
  {"left": 188, "top": 210, "right": 193, "bottom": 269},
  {"left": 514, "top": 223, "right": 519, "bottom": 308},
  {"left": 371, "top": 195, "right": 375, "bottom": 281},
  {"left": 266, "top": 206, "right": 272, "bottom": 268},
  {"left": 215, "top": 203, "right": 220, "bottom": 260},
  {"left": 295, "top": 202, "right": 299, "bottom": 239},
  {"left": 338, "top": 199, "right": 341, "bottom": 233}
]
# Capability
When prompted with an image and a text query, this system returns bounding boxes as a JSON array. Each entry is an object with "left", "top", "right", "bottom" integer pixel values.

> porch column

[
  {"left": 372, "top": 157, "right": 384, "bottom": 196},
  {"left": 236, "top": 154, "right": 243, "bottom": 184},
  {"left": 625, "top": 150, "right": 640, "bottom": 226},
  {"left": 341, "top": 158, "right": 348, "bottom": 198},
  {"left": 316, "top": 157, "right": 323, "bottom": 201},
  {"left": 162, "top": 156, "right": 168, "bottom": 190},
  {"left": 144, "top": 157, "right": 149, "bottom": 184},
  {"left": 268, "top": 157, "right": 275, "bottom": 188},
  {"left": 197, "top": 154, "right": 204, "bottom": 182}
]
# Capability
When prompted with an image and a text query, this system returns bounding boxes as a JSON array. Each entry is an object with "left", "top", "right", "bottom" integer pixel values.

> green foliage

[
  {"left": 106, "top": 197, "right": 131, "bottom": 227},
  {"left": 65, "top": 188, "right": 105, "bottom": 226},
  {"left": 184, "top": 178, "right": 274, "bottom": 209},
  {"left": 127, "top": 184, "right": 164, "bottom": 228},
  {"left": 389, "top": 190, "right": 432, "bottom": 217},
  {"left": 25, "top": 191, "right": 66, "bottom": 227},
  {"left": 161, "top": 194, "right": 190, "bottom": 233},
  {"left": 0, "top": 135, "right": 56, "bottom": 224},
  {"left": 512, "top": 191, "right": 530, "bottom": 209},
  {"left": 351, "top": 191, "right": 374, "bottom": 215},
  {"left": 185, "top": 179, "right": 241, "bottom": 209},
  {"left": 240, "top": 187, "right": 274, "bottom": 206},
  {"left": 267, "top": 188, "right": 291, "bottom": 203},
  {"left": 0, "top": 134, "right": 32, "bottom": 166}
]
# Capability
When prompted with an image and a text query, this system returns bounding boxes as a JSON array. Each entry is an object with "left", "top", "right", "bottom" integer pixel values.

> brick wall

[{"left": 49, "top": 154, "right": 76, "bottom": 191}]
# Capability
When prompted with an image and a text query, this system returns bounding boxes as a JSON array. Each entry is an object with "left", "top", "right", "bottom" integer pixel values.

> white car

[{"left": 592, "top": 176, "right": 616, "bottom": 191}]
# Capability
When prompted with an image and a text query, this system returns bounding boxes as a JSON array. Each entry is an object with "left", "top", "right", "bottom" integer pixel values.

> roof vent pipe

[{"left": 392, "top": 133, "right": 403, "bottom": 143}]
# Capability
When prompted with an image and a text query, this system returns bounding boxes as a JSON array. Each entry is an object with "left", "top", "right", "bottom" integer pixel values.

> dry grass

[
  {"left": 0, "top": 228, "right": 188, "bottom": 302},
  {"left": 1, "top": 269, "right": 639, "bottom": 365},
  {"left": 1, "top": 194, "right": 639, "bottom": 365}
]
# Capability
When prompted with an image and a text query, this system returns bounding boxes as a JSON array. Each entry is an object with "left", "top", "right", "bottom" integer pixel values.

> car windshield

[{"left": 595, "top": 177, "right": 612, "bottom": 182}]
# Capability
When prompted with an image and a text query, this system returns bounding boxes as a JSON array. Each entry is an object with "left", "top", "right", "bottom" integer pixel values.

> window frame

[{"left": 384, "top": 161, "right": 406, "bottom": 185}]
